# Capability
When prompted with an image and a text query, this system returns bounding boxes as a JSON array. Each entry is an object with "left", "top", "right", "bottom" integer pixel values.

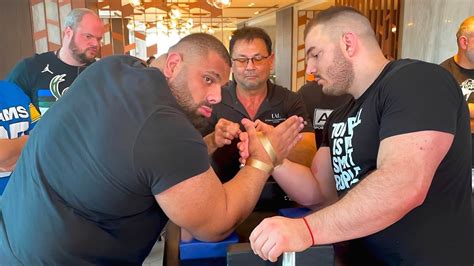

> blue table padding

[
  {"left": 179, "top": 231, "right": 239, "bottom": 260},
  {"left": 278, "top": 207, "right": 311, "bottom": 218}
]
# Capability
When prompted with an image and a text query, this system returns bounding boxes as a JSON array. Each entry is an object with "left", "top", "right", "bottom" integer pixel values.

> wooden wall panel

[
  {"left": 0, "top": 0, "right": 35, "bottom": 79},
  {"left": 335, "top": 0, "right": 400, "bottom": 59}
]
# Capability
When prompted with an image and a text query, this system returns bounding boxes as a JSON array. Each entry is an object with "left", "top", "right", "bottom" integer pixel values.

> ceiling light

[
  {"left": 206, "top": 0, "right": 231, "bottom": 9},
  {"left": 248, "top": 2, "right": 255, "bottom": 7},
  {"left": 129, "top": 0, "right": 144, "bottom": 9}
]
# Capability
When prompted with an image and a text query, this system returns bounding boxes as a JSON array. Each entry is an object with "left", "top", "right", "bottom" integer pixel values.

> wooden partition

[{"left": 335, "top": 0, "right": 400, "bottom": 60}]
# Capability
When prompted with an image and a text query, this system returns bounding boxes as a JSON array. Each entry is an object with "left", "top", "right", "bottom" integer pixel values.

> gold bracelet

[
  {"left": 246, "top": 158, "right": 273, "bottom": 175},
  {"left": 256, "top": 132, "right": 278, "bottom": 165}
]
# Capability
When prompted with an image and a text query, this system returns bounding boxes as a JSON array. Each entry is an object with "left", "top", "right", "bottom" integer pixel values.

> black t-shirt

[
  {"left": 297, "top": 81, "right": 351, "bottom": 146},
  {"left": 440, "top": 56, "right": 474, "bottom": 102},
  {"left": 6, "top": 51, "right": 92, "bottom": 114},
  {"left": 0, "top": 55, "right": 209, "bottom": 264},
  {"left": 322, "top": 59, "right": 472, "bottom": 265}
]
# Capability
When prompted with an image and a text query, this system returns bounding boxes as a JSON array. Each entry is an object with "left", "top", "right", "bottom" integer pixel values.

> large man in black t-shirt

[
  {"left": 249, "top": 7, "right": 472, "bottom": 265},
  {"left": 0, "top": 34, "right": 305, "bottom": 264}
]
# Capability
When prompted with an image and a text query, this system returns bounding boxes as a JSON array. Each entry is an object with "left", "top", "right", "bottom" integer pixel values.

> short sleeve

[
  {"left": 379, "top": 62, "right": 461, "bottom": 140},
  {"left": 133, "top": 107, "right": 210, "bottom": 195}
]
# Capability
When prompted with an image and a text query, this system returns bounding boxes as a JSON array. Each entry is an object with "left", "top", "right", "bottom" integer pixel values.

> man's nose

[
  {"left": 207, "top": 84, "right": 222, "bottom": 104},
  {"left": 306, "top": 62, "right": 316, "bottom": 75},
  {"left": 245, "top": 59, "right": 257, "bottom": 70}
]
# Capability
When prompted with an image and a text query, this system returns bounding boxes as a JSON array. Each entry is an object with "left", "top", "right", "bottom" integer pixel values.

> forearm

[
  {"left": 203, "top": 133, "right": 218, "bottom": 155},
  {"left": 287, "top": 133, "right": 316, "bottom": 167},
  {"left": 193, "top": 166, "right": 270, "bottom": 241},
  {"left": 306, "top": 168, "right": 420, "bottom": 245},
  {"left": 0, "top": 136, "right": 28, "bottom": 172},
  {"left": 272, "top": 159, "right": 324, "bottom": 207}
]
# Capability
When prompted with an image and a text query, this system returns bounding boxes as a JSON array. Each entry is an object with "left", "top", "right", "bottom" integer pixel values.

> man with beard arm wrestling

[
  {"left": 0, "top": 33, "right": 304, "bottom": 265},
  {"left": 249, "top": 6, "right": 472, "bottom": 265},
  {"left": 7, "top": 8, "right": 104, "bottom": 114}
]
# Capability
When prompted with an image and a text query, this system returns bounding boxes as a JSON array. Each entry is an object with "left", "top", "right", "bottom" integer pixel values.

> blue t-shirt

[{"left": 0, "top": 80, "right": 39, "bottom": 194}]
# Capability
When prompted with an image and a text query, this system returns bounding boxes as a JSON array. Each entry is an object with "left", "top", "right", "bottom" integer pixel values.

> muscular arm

[
  {"left": 286, "top": 132, "right": 316, "bottom": 168},
  {"left": 0, "top": 136, "right": 28, "bottom": 172},
  {"left": 158, "top": 116, "right": 304, "bottom": 242},
  {"left": 157, "top": 165, "right": 269, "bottom": 241},
  {"left": 272, "top": 147, "right": 337, "bottom": 208},
  {"left": 306, "top": 130, "right": 452, "bottom": 244},
  {"left": 250, "top": 131, "right": 453, "bottom": 261}
]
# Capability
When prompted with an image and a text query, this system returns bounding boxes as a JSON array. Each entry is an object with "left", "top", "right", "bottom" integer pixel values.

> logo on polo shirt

[{"left": 314, "top": 108, "right": 333, "bottom": 129}]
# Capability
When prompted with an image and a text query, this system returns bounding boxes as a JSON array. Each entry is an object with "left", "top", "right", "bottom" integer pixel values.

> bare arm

[
  {"left": 0, "top": 136, "right": 28, "bottom": 172},
  {"left": 157, "top": 116, "right": 304, "bottom": 242},
  {"left": 286, "top": 132, "right": 317, "bottom": 168},
  {"left": 250, "top": 130, "right": 452, "bottom": 261},
  {"left": 272, "top": 147, "right": 337, "bottom": 208}
]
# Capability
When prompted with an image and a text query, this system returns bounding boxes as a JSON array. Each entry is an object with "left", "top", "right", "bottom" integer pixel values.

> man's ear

[
  {"left": 458, "top": 36, "right": 468, "bottom": 50},
  {"left": 163, "top": 52, "right": 182, "bottom": 78},
  {"left": 342, "top": 32, "right": 357, "bottom": 57},
  {"left": 63, "top": 26, "right": 73, "bottom": 40}
]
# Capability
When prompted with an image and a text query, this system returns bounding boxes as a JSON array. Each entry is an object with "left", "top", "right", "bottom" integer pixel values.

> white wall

[{"left": 400, "top": 0, "right": 474, "bottom": 64}]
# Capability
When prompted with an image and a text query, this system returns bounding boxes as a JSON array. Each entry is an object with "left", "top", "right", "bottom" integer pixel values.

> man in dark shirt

[
  {"left": 0, "top": 33, "right": 304, "bottom": 264},
  {"left": 201, "top": 27, "right": 315, "bottom": 212},
  {"left": 441, "top": 16, "right": 474, "bottom": 165},
  {"left": 6, "top": 8, "right": 104, "bottom": 114},
  {"left": 250, "top": 7, "right": 472, "bottom": 265}
]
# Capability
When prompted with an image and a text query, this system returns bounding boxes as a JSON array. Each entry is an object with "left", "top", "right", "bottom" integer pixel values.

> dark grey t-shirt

[{"left": 0, "top": 55, "right": 209, "bottom": 264}]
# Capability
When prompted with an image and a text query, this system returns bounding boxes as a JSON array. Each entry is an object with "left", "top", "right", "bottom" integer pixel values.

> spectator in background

[
  {"left": 7, "top": 8, "right": 104, "bottom": 114},
  {"left": 0, "top": 81, "right": 40, "bottom": 195},
  {"left": 440, "top": 16, "right": 474, "bottom": 165}
]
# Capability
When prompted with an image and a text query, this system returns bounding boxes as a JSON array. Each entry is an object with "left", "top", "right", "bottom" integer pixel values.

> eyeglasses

[{"left": 231, "top": 55, "right": 270, "bottom": 67}]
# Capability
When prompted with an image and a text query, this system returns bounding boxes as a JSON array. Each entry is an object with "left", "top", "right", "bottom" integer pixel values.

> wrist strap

[
  {"left": 302, "top": 217, "right": 315, "bottom": 246},
  {"left": 256, "top": 132, "right": 278, "bottom": 165},
  {"left": 246, "top": 158, "right": 273, "bottom": 175}
]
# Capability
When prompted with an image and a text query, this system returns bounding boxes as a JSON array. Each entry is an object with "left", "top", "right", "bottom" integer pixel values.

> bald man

[
  {"left": 441, "top": 16, "right": 474, "bottom": 166},
  {"left": 249, "top": 6, "right": 472, "bottom": 265}
]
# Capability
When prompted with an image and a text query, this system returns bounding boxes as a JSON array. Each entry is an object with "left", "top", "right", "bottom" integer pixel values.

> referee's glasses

[{"left": 231, "top": 55, "right": 270, "bottom": 67}]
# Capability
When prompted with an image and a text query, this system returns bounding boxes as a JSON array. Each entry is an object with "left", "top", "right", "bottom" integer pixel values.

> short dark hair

[
  {"left": 304, "top": 6, "right": 366, "bottom": 39},
  {"left": 169, "top": 33, "right": 231, "bottom": 67},
  {"left": 229, "top": 26, "right": 272, "bottom": 56}
]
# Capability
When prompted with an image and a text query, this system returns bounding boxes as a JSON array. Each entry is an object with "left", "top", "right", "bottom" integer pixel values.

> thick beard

[
  {"left": 323, "top": 47, "right": 354, "bottom": 96},
  {"left": 168, "top": 67, "right": 208, "bottom": 130},
  {"left": 69, "top": 32, "right": 96, "bottom": 65}
]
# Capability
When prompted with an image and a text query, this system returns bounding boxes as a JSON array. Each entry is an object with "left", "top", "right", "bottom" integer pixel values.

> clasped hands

[{"left": 211, "top": 116, "right": 305, "bottom": 174}]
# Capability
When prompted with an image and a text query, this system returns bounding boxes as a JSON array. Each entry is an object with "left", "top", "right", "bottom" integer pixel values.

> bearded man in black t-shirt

[
  {"left": 0, "top": 33, "right": 305, "bottom": 264},
  {"left": 249, "top": 7, "right": 472, "bottom": 265}
]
